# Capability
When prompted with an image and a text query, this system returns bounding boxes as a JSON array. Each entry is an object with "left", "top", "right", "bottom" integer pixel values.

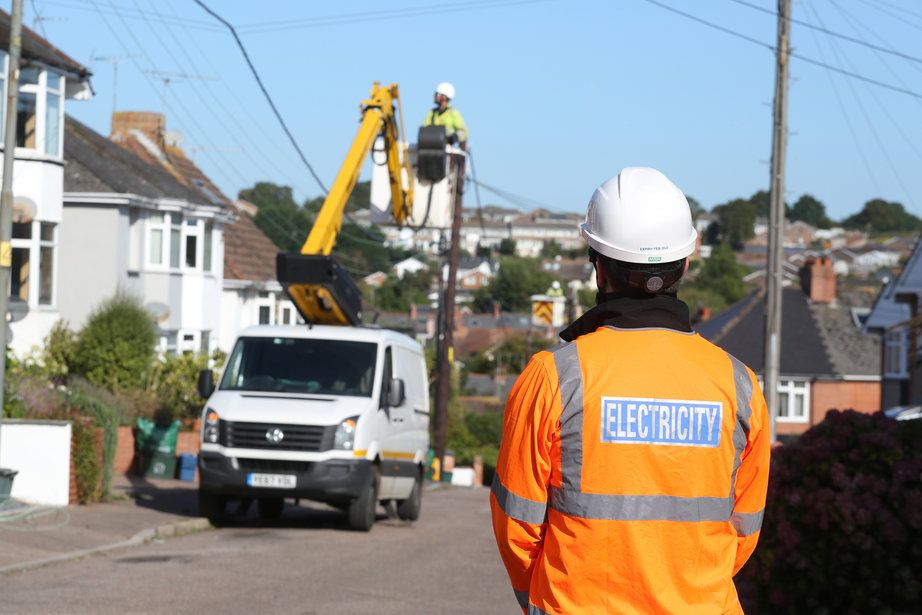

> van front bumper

[{"left": 198, "top": 452, "right": 372, "bottom": 504}]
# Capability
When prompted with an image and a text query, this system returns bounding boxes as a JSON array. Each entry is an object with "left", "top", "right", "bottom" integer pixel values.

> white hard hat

[
  {"left": 552, "top": 281, "right": 561, "bottom": 289},
  {"left": 581, "top": 167, "right": 697, "bottom": 264},
  {"left": 435, "top": 82, "right": 455, "bottom": 99}
]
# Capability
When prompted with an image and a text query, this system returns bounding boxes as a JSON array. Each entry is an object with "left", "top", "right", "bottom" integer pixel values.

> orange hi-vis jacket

[{"left": 491, "top": 295, "right": 770, "bottom": 614}]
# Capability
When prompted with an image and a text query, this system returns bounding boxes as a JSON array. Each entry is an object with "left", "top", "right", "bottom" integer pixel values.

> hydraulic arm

[{"left": 277, "top": 82, "right": 414, "bottom": 326}]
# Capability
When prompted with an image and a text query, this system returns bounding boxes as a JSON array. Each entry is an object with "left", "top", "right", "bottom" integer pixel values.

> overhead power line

[
  {"left": 640, "top": 0, "right": 922, "bottom": 101},
  {"left": 191, "top": 0, "right": 329, "bottom": 195},
  {"left": 727, "top": 0, "right": 922, "bottom": 66}
]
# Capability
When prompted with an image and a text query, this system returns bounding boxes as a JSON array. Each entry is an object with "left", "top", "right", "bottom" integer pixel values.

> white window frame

[
  {"left": 256, "top": 291, "right": 275, "bottom": 325},
  {"left": 179, "top": 330, "right": 200, "bottom": 355},
  {"left": 884, "top": 328, "right": 909, "bottom": 379},
  {"left": 777, "top": 379, "right": 811, "bottom": 423},
  {"left": 0, "top": 51, "right": 7, "bottom": 141},
  {"left": 16, "top": 66, "right": 41, "bottom": 153},
  {"left": 43, "top": 70, "right": 64, "bottom": 158},
  {"left": 147, "top": 212, "right": 168, "bottom": 268},
  {"left": 37, "top": 221, "right": 57, "bottom": 307},
  {"left": 9, "top": 220, "right": 32, "bottom": 304}
]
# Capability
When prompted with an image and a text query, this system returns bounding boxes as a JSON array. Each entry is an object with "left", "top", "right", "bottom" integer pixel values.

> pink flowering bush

[{"left": 737, "top": 410, "right": 922, "bottom": 613}]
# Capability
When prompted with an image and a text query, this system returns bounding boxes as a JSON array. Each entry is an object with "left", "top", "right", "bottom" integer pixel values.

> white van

[{"left": 196, "top": 325, "right": 430, "bottom": 531}]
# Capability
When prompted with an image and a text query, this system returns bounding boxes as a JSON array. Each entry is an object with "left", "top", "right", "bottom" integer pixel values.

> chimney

[
  {"left": 110, "top": 111, "right": 166, "bottom": 150},
  {"left": 800, "top": 256, "right": 836, "bottom": 303}
]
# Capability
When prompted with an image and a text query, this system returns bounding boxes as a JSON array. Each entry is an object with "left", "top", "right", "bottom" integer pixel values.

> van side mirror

[
  {"left": 198, "top": 369, "right": 215, "bottom": 399},
  {"left": 387, "top": 378, "right": 406, "bottom": 408}
]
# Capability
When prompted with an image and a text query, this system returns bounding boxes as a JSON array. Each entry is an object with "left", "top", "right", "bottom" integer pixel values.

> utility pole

[
  {"left": 764, "top": 0, "right": 791, "bottom": 443},
  {"left": 0, "top": 0, "right": 24, "bottom": 477},
  {"left": 432, "top": 154, "right": 465, "bottom": 467}
]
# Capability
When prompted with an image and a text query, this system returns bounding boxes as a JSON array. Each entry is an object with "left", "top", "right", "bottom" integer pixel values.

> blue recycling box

[{"left": 177, "top": 453, "right": 197, "bottom": 481}]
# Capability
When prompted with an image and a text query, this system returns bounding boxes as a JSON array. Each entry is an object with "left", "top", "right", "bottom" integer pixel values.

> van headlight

[
  {"left": 203, "top": 407, "right": 220, "bottom": 444},
  {"left": 333, "top": 417, "right": 359, "bottom": 450}
]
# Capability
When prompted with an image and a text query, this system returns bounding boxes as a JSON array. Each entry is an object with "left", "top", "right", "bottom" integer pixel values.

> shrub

[
  {"left": 73, "top": 293, "right": 156, "bottom": 393},
  {"left": 146, "top": 351, "right": 223, "bottom": 423},
  {"left": 42, "top": 320, "right": 78, "bottom": 384},
  {"left": 70, "top": 415, "right": 101, "bottom": 505},
  {"left": 737, "top": 410, "right": 922, "bottom": 613},
  {"left": 67, "top": 379, "right": 120, "bottom": 500}
]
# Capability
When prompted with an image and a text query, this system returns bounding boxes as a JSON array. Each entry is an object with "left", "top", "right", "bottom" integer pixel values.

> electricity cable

[
  {"left": 640, "top": 0, "right": 922, "bottom": 101},
  {"left": 191, "top": 0, "right": 329, "bottom": 195}
]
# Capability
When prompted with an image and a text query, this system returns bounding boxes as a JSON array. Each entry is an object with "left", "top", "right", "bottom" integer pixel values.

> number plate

[{"left": 246, "top": 473, "right": 297, "bottom": 489}]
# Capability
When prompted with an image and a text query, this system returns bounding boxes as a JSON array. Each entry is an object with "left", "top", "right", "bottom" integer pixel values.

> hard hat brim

[{"left": 581, "top": 224, "right": 698, "bottom": 264}]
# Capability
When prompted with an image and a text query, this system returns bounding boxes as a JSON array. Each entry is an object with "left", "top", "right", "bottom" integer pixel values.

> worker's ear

[{"left": 594, "top": 260, "right": 608, "bottom": 291}]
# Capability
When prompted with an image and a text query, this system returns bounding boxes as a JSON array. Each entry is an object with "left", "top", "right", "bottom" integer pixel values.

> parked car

[
  {"left": 197, "top": 325, "right": 430, "bottom": 531},
  {"left": 883, "top": 404, "right": 922, "bottom": 421}
]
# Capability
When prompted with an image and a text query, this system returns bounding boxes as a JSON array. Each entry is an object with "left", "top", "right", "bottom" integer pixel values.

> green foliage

[
  {"left": 712, "top": 198, "right": 756, "bottom": 249},
  {"left": 73, "top": 294, "right": 156, "bottom": 393},
  {"left": 497, "top": 238, "right": 517, "bottom": 256},
  {"left": 578, "top": 287, "right": 596, "bottom": 308},
  {"left": 686, "top": 196, "right": 705, "bottom": 220},
  {"left": 737, "top": 411, "right": 922, "bottom": 613},
  {"left": 679, "top": 285, "right": 728, "bottom": 317},
  {"left": 242, "top": 182, "right": 311, "bottom": 252},
  {"left": 685, "top": 243, "right": 746, "bottom": 308},
  {"left": 70, "top": 416, "right": 101, "bottom": 505},
  {"left": 842, "top": 198, "right": 922, "bottom": 233},
  {"left": 42, "top": 320, "right": 78, "bottom": 384},
  {"left": 540, "top": 240, "right": 565, "bottom": 258},
  {"left": 67, "top": 380, "right": 120, "bottom": 501},
  {"left": 790, "top": 193, "right": 833, "bottom": 229},
  {"left": 463, "top": 335, "right": 553, "bottom": 374},
  {"left": 473, "top": 256, "right": 553, "bottom": 312},
  {"left": 147, "top": 351, "right": 223, "bottom": 423},
  {"left": 363, "top": 268, "right": 433, "bottom": 312}
]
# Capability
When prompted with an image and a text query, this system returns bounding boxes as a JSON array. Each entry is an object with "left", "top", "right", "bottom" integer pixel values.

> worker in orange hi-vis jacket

[{"left": 490, "top": 167, "right": 770, "bottom": 615}]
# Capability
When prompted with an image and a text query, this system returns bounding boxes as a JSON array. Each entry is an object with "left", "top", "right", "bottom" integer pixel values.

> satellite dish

[
  {"left": 145, "top": 302, "right": 170, "bottom": 323},
  {"left": 7, "top": 299, "right": 28, "bottom": 323},
  {"left": 12, "top": 197, "right": 37, "bottom": 223}
]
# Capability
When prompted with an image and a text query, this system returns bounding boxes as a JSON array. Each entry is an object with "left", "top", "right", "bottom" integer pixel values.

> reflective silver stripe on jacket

[
  {"left": 491, "top": 474, "right": 547, "bottom": 525},
  {"left": 550, "top": 487, "right": 733, "bottom": 522},
  {"left": 725, "top": 352, "right": 763, "bottom": 535},
  {"left": 551, "top": 342, "right": 583, "bottom": 492},
  {"left": 731, "top": 509, "right": 765, "bottom": 536},
  {"left": 528, "top": 604, "right": 551, "bottom": 615},
  {"left": 513, "top": 589, "right": 529, "bottom": 609}
]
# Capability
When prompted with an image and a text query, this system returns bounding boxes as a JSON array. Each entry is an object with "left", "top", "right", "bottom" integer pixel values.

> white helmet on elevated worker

[
  {"left": 435, "top": 82, "right": 456, "bottom": 100},
  {"left": 581, "top": 167, "right": 697, "bottom": 265}
]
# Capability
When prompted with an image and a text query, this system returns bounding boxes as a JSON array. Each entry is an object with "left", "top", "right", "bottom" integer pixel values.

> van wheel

[
  {"left": 258, "top": 497, "right": 284, "bottom": 520},
  {"left": 198, "top": 490, "right": 226, "bottom": 525},
  {"left": 347, "top": 466, "right": 379, "bottom": 532},
  {"left": 396, "top": 469, "right": 423, "bottom": 521}
]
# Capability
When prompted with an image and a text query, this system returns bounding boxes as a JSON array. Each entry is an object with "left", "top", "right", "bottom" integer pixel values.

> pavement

[{"left": 0, "top": 474, "right": 209, "bottom": 575}]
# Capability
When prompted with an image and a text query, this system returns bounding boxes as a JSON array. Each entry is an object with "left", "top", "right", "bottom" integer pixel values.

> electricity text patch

[{"left": 601, "top": 397, "right": 722, "bottom": 447}]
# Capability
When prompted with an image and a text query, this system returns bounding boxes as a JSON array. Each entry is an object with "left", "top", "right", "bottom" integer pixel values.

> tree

[
  {"left": 842, "top": 198, "right": 921, "bottom": 233},
  {"left": 240, "top": 182, "right": 311, "bottom": 251},
  {"left": 540, "top": 240, "right": 565, "bottom": 258},
  {"left": 473, "top": 257, "right": 553, "bottom": 312},
  {"left": 694, "top": 243, "right": 746, "bottom": 305},
  {"left": 367, "top": 268, "right": 433, "bottom": 312},
  {"left": 686, "top": 196, "right": 705, "bottom": 220},
  {"left": 498, "top": 238, "right": 517, "bottom": 256},
  {"left": 73, "top": 294, "right": 156, "bottom": 393},
  {"left": 789, "top": 193, "right": 833, "bottom": 228},
  {"left": 748, "top": 189, "right": 790, "bottom": 219},
  {"left": 712, "top": 198, "right": 756, "bottom": 249}
]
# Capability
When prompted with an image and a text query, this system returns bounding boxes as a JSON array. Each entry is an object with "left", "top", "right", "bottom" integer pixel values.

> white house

[
  {"left": 0, "top": 17, "right": 93, "bottom": 354},
  {"left": 60, "top": 116, "right": 233, "bottom": 354},
  {"left": 392, "top": 256, "right": 427, "bottom": 279}
]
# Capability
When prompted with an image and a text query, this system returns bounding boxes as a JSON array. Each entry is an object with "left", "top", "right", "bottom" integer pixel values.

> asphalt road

[{"left": 1, "top": 486, "right": 516, "bottom": 615}]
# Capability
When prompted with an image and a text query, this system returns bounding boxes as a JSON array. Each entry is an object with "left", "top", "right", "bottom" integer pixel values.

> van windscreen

[{"left": 219, "top": 337, "right": 377, "bottom": 397}]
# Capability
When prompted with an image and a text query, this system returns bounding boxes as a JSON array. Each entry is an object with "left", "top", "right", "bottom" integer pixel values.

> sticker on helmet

[{"left": 647, "top": 256, "right": 662, "bottom": 262}]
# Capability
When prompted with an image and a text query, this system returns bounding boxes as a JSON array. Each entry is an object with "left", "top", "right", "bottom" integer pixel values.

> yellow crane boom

[{"left": 277, "top": 82, "right": 414, "bottom": 326}]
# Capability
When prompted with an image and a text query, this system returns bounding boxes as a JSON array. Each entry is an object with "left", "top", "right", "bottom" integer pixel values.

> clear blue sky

[{"left": 32, "top": 0, "right": 922, "bottom": 221}]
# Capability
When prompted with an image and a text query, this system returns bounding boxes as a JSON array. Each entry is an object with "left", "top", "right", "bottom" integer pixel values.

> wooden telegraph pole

[
  {"left": 433, "top": 154, "right": 465, "bottom": 468},
  {"left": 764, "top": 0, "right": 791, "bottom": 443},
  {"left": 0, "top": 0, "right": 23, "bottom": 478}
]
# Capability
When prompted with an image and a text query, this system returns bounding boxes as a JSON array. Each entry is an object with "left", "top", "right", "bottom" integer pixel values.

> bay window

[{"left": 7, "top": 220, "right": 57, "bottom": 307}]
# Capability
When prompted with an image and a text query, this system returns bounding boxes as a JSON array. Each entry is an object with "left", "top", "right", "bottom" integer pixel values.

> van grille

[
  {"left": 219, "top": 420, "right": 333, "bottom": 452},
  {"left": 237, "top": 458, "right": 312, "bottom": 474}
]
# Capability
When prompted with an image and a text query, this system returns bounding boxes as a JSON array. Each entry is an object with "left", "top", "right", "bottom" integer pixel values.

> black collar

[{"left": 559, "top": 291, "right": 693, "bottom": 342}]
